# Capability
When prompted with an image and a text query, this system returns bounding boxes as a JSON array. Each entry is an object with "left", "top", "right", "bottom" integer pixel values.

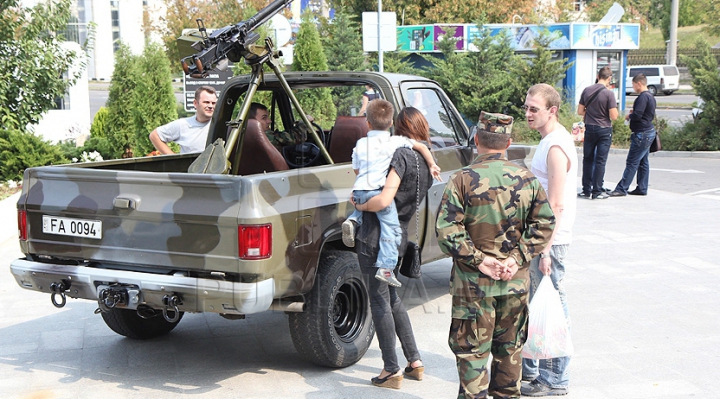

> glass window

[
  {"left": 405, "top": 88, "right": 460, "bottom": 149},
  {"left": 663, "top": 66, "right": 679, "bottom": 75}
]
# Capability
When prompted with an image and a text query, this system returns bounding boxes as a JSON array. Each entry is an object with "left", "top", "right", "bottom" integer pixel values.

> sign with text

[
  {"left": 397, "top": 25, "right": 434, "bottom": 52},
  {"left": 571, "top": 24, "right": 639, "bottom": 49},
  {"left": 183, "top": 66, "right": 234, "bottom": 112}
]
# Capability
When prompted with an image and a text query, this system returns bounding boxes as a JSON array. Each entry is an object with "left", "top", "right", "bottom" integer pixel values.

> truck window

[{"left": 405, "top": 88, "right": 461, "bottom": 149}]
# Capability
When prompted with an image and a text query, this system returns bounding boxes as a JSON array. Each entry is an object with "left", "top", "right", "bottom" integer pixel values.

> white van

[{"left": 625, "top": 65, "right": 680, "bottom": 96}]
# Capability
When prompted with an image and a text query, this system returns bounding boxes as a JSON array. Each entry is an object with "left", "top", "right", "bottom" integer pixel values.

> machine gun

[
  {"left": 181, "top": 0, "right": 292, "bottom": 78},
  {"left": 184, "top": 0, "right": 333, "bottom": 175}
]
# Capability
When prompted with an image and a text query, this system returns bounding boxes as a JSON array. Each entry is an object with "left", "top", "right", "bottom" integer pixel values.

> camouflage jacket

[
  {"left": 436, "top": 153, "right": 555, "bottom": 299},
  {"left": 265, "top": 122, "right": 309, "bottom": 148}
]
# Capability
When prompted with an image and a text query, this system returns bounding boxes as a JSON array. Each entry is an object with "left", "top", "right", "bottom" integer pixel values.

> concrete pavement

[{"left": 1, "top": 169, "right": 719, "bottom": 398}]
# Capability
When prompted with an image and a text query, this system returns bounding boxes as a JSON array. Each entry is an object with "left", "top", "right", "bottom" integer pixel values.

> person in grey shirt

[
  {"left": 149, "top": 86, "right": 217, "bottom": 154},
  {"left": 577, "top": 67, "right": 618, "bottom": 200}
]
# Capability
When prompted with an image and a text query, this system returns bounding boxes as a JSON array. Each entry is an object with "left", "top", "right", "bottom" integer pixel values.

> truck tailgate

[{"left": 21, "top": 167, "right": 244, "bottom": 273}]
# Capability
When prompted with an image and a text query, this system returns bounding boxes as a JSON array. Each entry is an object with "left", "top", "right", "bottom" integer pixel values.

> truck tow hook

[
  {"left": 49, "top": 281, "right": 70, "bottom": 308},
  {"left": 162, "top": 294, "right": 182, "bottom": 323},
  {"left": 97, "top": 287, "right": 128, "bottom": 313}
]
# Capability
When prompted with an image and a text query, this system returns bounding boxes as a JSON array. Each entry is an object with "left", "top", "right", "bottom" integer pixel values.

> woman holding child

[{"left": 351, "top": 106, "right": 436, "bottom": 390}]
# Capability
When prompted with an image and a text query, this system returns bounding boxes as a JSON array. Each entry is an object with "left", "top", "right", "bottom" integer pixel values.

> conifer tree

[
  {"left": 292, "top": 13, "right": 336, "bottom": 129},
  {"left": 106, "top": 44, "right": 141, "bottom": 159},
  {"left": 133, "top": 42, "right": 178, "bottom": 156}
]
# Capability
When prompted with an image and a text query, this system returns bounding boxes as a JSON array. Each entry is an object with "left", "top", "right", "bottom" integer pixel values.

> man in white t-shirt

[
  {"left": 520, "top": 83, "right": 578, "bottom": 397},
  {"left": 149, "top": 86, "right": 217, "bottom": 154}
]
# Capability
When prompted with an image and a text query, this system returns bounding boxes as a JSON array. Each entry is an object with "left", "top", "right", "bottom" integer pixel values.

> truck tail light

[
  {"left": 18, "top": 210, "right": 27, "bottom": 241},
  {"left": 660, "top": 77, "right": 664, "bottom": 85},
  {"left": 238, "top": 224, "right": 271, "bottom": 259}
]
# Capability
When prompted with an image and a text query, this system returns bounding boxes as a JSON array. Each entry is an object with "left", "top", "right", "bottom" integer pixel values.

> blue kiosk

[{"left": 396, "top": 22, "right": 641, "bottom": 111}]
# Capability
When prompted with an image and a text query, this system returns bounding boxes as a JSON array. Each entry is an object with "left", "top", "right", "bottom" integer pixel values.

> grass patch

[{"left": 639, "top": 25, "right": 720, "bottom": 49}]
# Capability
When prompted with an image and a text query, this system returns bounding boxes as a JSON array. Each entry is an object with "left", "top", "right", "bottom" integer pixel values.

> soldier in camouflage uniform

[
  {"left": 436, "top": 112, "right": 556, "bottom": 399},
  {"left": 249, "top": 102, "right": 308, "bottom": 148}
]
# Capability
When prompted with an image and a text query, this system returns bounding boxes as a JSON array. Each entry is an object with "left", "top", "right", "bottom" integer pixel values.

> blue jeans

[
  {"left": 348, "top": 189, "right": 401, "bottom": 269},
  {"left": 522, "top": 244, "right": 571, "bottom": 389},
  {"left": 614, "top": 129, "right": 656, "bottom": 194},
  {"left": 581, "top": 125, "right": 613, "bottom": 195}
]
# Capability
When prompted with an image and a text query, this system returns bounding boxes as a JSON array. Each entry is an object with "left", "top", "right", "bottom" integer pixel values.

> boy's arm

[{"left": 409, "top": 139, "right": 443, "bottom": 181}]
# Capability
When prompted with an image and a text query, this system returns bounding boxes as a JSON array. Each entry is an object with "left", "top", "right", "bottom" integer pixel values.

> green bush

[
  {"left": 612, "top": 115, "right": 632, "bottom": 148},
  {"left": 0, "top": 129, "right": 69, "bottom": 181}
]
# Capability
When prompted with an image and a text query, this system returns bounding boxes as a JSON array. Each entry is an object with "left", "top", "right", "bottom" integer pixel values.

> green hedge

[{"left": 0, "top": 130, "right": 69, "bottom": 181}]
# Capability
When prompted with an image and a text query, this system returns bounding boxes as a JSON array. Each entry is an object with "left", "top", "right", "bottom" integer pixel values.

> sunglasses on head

[{"left": 521, "top": 104, "right": 551, "bottom": 114}]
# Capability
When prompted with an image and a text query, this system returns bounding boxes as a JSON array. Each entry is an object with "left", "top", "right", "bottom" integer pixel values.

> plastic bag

[
  {"left": 521, "top": 275, "right": 574, "bottom": 360},
  {"left": 571, "top": 122, "right": 585, "bottom": 142}
]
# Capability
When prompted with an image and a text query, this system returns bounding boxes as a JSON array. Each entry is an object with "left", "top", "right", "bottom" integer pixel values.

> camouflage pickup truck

[{"left": 10, "top": 71, "right": 527, "bottom": 368}]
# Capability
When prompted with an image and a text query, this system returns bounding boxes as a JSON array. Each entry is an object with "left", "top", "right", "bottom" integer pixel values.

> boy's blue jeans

[{"left": 348, "top": 189, "right": 402, "bottom": 269}]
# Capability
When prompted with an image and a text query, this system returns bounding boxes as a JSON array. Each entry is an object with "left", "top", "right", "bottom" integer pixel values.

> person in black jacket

[{"left": 610, "top": 73, "right": 657, "bottom": 197}]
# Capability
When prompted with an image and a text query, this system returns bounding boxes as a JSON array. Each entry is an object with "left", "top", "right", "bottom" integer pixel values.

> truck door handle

[{"left": 113, "top": 196, "right": 138, "bottom": 210}]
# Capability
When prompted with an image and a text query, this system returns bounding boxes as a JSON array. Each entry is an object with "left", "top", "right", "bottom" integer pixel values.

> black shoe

[
  {"left": 603, "top": 187, "right": 613, "bottom": 193},
  {"left": 577, "top": 192, "right": 591, "bottom": 199},
  {"left": 592, "top": 192, "right": 609, "bottom": 199},
  {"left": 609, "top": 190, "right": 626, "bottom": 197},
  {"left": 628, "top": 189, "right": 647, "bottom": 196},
  {"left": 520, "top": 380, "right": 569, "bottom": 396}
]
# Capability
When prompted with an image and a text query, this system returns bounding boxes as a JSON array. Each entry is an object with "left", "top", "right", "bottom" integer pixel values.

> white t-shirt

[
  {"left": 351, "top": 130, "right": 412, "bottom": 191},
  {"left": 156, "top": 116, "right": 210, "bottom": 153},
  {"left": 531, "top": 124, "right": 577, "bottom": 245}
]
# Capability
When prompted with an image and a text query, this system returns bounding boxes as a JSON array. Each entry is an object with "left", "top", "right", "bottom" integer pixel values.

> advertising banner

[
  {"left": 397, "top": 25, "right": 434, "bottom": 52},
  {"left": 467, "top": 24, "right": 571, "bottom": 50},
  {"left": 571, "top": 24, "right": 640, "bottom": 49},
  {"left": 434, "top": 25, "right": 465, "bottom": 51}
]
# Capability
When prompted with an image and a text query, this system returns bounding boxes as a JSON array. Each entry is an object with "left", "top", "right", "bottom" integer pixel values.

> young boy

[{"left": 342, "top": 99, "right": 441, "bottom": 287}]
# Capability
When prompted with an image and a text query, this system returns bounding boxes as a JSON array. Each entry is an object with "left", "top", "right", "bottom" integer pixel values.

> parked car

[{"left": 625, "top": 65, "right": 680, "bottom": 96}]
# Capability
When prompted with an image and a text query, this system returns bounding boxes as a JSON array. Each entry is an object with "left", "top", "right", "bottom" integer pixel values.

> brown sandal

[
  {"left": 404, "top": 365, "right": 424, "bottom": 381},
  {"left": 371, "top": 372, "right": 403, "bottom": 389}
]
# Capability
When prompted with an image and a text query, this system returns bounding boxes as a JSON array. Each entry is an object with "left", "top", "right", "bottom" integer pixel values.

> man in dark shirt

[
  {"left": 577, "top": 66, "right": 619, "bottom": 199},
  {"left": 610, "top": 73, "right": 657, "bottom": 197}
]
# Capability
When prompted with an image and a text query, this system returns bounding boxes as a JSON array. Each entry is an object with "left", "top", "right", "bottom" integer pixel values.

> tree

[
  {"left": 509, "top": 30, "right": 573, "bottom": 112},
  {"left": 679, "top": 38, "right": 720, "bottom": 150},
  {"left": 322, "top": 9, "right": 365, "bottom": 72},
  {"left": 321, "top": 8, "right": 366, "bottom": 116},
  {"left": 292, "top": 13, "right": 337, "bottom": 129},
  {"left": 133, "top": 42, "right": 178, "bottom": 156},
  {"left": 106, "top": 44, "right": 141, "bottom": 159},
  {"left": 0, "top": 0, "right": 85, "bottom": 130},
  {"left": 340, "top": 0, "right": 533, "bottom": 24},
  {"left": 423, "top": 27, "right": 520, "bottom": 122}
]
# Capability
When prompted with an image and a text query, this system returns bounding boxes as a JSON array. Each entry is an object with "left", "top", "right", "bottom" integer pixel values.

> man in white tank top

[{"left": 520, "top": 83, "right": 577, "bottom": 397}]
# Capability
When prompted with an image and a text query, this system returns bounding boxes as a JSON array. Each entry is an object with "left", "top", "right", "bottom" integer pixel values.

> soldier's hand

[
  {"left": 430, "top": 164, "right": 443, "bottom": 182},
  {"left": 499, "top": 257, "right": 519, "bottom": 281},
  {"left": 478, "top": 256, "right": 504, "bottom": 280}
]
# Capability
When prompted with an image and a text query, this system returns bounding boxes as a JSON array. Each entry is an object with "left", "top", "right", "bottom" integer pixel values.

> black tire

[
  {"left": 663, "top": 90, "right": 673, "bottom": 96},
  {"left": 648, "top": 85, "right": 658, "bottom": 96},
  {"left": 101, "top": 307, "right": 183, "bottom": 339},
  {"left": 288, "top": 250, "right": 374, "bottom": 368}
]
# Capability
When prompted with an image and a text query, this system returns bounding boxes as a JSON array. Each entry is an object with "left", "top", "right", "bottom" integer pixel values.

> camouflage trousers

[{"left": 448, "top": 293, "right": 529, "bottom": 399}]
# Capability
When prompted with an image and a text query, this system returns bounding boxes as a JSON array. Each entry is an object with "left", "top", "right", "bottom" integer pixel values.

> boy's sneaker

[
  {"left": 342, "top": 219, "right": 356, "bottom": 247},
  {"left": 375, "top": 268, "right": 402, "bottom": 287}
]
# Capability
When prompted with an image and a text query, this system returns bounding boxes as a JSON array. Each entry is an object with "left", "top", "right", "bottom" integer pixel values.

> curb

[{"left": 572, "top": 145, "right": 720, "bottom": 158}]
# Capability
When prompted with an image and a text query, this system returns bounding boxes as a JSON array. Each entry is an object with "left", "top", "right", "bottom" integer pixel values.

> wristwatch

[{"left": 539, "top": 252, "right": 549, "bottom": 259}]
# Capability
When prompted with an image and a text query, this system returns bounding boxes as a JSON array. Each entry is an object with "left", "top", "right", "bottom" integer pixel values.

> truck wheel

[
  {"left": 288, "top": 250, "right": 374, "bottom": 367},
  {"left": 648, "top": 85, "right": 658, "bottom": 96},
  {"left": 101, "top": 308, "right": 184, "bottom": 339}
]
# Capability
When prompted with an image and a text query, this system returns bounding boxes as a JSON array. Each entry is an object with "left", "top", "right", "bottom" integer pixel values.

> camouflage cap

[{"left": 477, "top": 111, "right": 513, "bottom": 135}]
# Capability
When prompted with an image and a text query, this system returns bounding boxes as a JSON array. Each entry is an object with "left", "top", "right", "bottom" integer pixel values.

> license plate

[{"left": 42, "top": 216, "right": 102, "bottom": 239}]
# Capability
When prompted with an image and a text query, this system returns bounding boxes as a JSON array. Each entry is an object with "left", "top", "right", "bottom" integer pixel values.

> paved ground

[{"left": 2, "top": 153, "right": 719, "bottom": 399}]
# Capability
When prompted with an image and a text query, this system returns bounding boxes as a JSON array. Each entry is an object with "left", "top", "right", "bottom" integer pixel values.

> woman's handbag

[
  {"left": 650, "top": 133, "right": 662, "bottom": 153},
  {"left": 399, "top": 150, "right": 422, "bottom": 279}
]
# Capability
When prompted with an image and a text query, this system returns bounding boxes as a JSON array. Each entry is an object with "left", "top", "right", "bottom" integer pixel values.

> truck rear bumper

[{"left": 10, "top": 259, "right": 275, "bottom": 315}]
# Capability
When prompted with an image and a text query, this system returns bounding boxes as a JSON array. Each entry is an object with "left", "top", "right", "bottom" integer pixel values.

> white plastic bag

[{"left": 521, "top": 275, "right": 574, "bottom": 360}]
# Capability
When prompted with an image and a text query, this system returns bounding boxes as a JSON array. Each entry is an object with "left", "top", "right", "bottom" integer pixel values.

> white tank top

[{"left": 530, "top": 124, "right": 577, "bottom": 245}]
